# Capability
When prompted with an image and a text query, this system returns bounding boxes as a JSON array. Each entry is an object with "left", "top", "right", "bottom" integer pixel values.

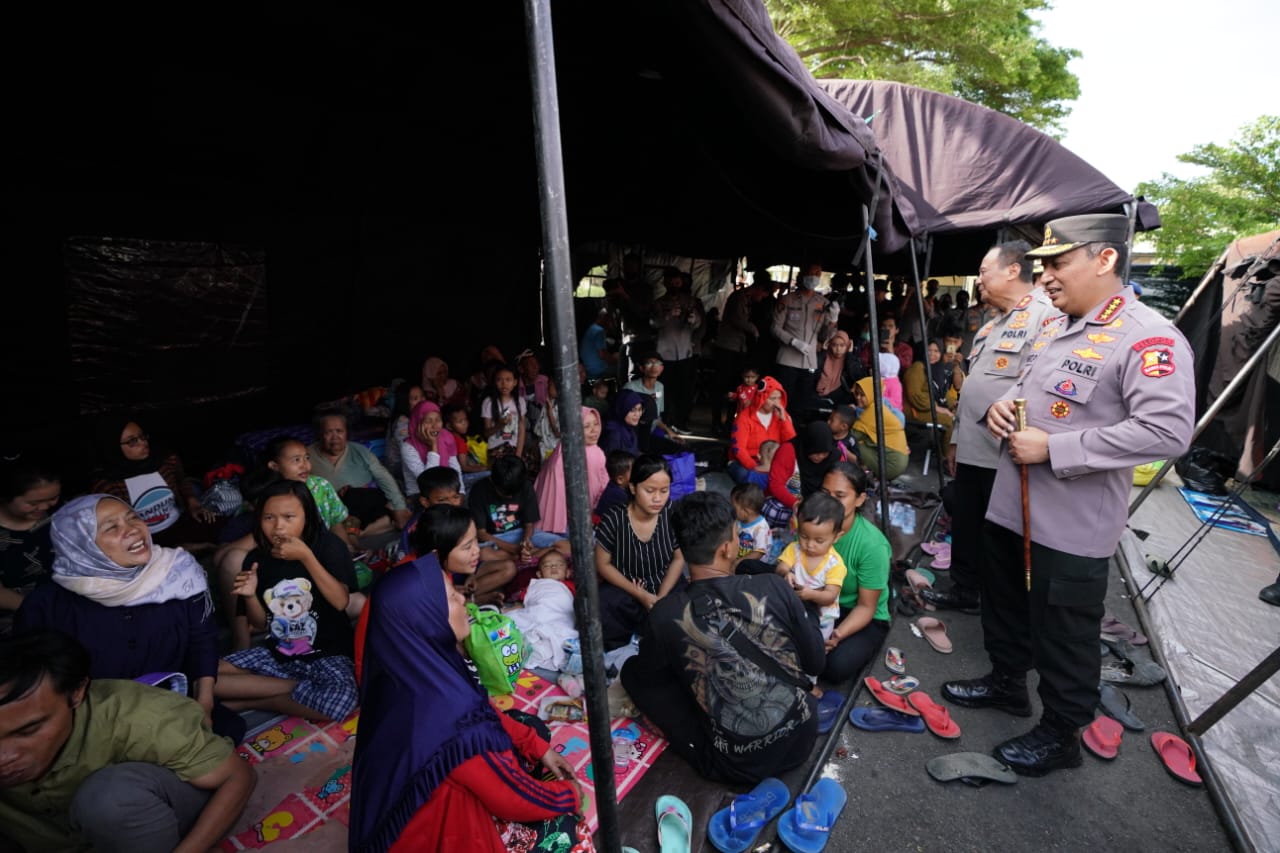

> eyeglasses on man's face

[{"left": 120, "top": 434, "right": 150, "bottom": 447}]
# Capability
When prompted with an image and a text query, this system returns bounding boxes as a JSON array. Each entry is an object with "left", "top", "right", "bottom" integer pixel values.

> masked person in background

[{"left": 771, "top": 261, "right": 839, "bottom": 419}]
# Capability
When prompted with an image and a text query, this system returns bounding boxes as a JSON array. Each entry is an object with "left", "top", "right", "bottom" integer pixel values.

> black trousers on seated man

[{"left": 982, "top": 522, "right": 1109, "bottom": 728}]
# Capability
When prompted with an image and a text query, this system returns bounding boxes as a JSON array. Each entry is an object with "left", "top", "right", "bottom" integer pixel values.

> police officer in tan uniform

[
  {"left": 943, "top": 214, "right": 1195, "bottom": 776},
  {"left": 925, "top": 241, "right": 1055, "bottom": 613}
]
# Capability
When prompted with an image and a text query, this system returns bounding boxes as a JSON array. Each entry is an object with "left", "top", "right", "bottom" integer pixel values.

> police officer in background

[
  {"left": 943, "top": 214, "right": 1195, "bottom": 776},
  {"left": 925, "top": 240, "right": 1054, "bottom": 614}
]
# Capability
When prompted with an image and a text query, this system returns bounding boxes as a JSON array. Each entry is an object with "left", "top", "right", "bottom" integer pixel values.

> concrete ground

[{"left": 611, "top": 412, "right": 1232, "bottom": 853}]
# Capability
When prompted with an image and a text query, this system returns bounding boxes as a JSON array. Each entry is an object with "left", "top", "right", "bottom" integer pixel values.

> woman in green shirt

[{"left": 820, "top": 461, "right": 892, "bottom": 682}]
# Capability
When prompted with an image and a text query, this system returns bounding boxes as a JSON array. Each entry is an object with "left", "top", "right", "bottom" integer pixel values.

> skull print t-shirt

[{"left": 242, "top": 531, "right": 357, "bottom": 663}]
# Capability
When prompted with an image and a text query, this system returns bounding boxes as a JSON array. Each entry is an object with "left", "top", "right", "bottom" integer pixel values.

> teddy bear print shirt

[{"left": 242, "top": 530, "right": 357, "bottom": 662}]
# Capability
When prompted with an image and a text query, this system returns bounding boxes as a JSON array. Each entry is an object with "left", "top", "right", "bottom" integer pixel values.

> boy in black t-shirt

[
  {"left": 468, "top": 455, "right": 569, "bottom": 564},
  {"left": 621, "top": 491, "right": 825, "bottom": 784}
]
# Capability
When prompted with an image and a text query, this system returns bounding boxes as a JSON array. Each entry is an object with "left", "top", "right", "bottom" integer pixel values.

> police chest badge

[
  {"left": 1072, "top": 347, "right": 1105, "bottom": 361},
  {"left": 1087, "top": 333, "right": 1116, "bottom": 344},
  {"left": 1050, "top": 400, "right": 1071, "bottom": 418},
  {"left": 994, "top": 356, "right": 1010, "bottom": 369},
  {"left": 1139, "top": 347, "right": 1175, "bottom": 378},
  {"left": 1053, "top": 379, "right": 1078, "bottom": 397},
  {"left": 1008, "top": 311, "right": 1029, "bottom": 330}
]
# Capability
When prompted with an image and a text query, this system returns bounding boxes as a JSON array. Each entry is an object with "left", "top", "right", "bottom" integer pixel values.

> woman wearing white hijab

[{"left": 16, "top": 494, "right": 244, "bottom": 741}]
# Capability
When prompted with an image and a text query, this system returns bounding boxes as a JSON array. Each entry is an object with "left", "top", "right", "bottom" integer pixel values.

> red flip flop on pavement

[
  {"left": 864, "top": 677, "right": 920, "bottom": 716},
  {"left": 906, "top": 692, "right": 961, "bottom": 739},
  {"left": 1151, "top": 732, "right": 1202, "bottom": 786},
  {"left": 1083, "top": 715, "right": 1123, "bottom": 760}
]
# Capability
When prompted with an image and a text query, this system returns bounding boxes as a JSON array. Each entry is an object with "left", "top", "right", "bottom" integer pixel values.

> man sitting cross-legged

[
  {"left": 620, "top": 491, "right": 826, "bottom": 783},
  {"left": 0, "top": 629, "right": 255, "bottom": 853}
]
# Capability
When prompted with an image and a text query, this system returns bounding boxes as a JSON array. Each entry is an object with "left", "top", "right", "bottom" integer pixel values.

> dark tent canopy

[
  {"left": 816, "top": 79, "right": 1139, "bottom": 272},
  {"left": 11, "top": 1, "right": 910, "bottom": 448}
]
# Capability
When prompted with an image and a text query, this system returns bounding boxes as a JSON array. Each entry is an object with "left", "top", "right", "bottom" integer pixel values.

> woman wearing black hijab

[
  {"left": 89, "top": 414, "right": 223, "bottom": 549},
  {"left": 761, "top": 421, "right": 843, "bottom": 529}
]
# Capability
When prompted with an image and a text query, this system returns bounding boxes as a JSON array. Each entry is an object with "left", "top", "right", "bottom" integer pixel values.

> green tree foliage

[
  {"left": 1137, "top": 116, "right": 1280, "bottom": 280},
  {"left": 764, "top": 0, "right": 1080, "bottom": 134}
]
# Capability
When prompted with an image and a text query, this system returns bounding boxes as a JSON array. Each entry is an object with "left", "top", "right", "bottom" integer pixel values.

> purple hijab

[
  {"left": 350, "top": 554, "right": 511, "bottom": 852},
  {"left": 600, "top": 389, "right": 646, "bottom": 456}
]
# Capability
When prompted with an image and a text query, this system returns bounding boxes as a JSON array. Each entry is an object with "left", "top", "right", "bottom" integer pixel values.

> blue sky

[{"left": 1035, "top": 0, "right": 1277, "bottom": 193}]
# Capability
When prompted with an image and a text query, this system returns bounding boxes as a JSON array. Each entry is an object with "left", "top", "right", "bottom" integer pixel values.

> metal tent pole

[
  {"left": 1121, "top": 199, "right": 1138, "bottom": 285},
  {"left": 908, "top": 236, "right": 945, "bottom": 491},
  {"left": 522, "top": 2, "right": 622, "bottom": 849},
  {"left": 857, "top": 205, "right": 891, "bottom": 529},
  {"left": 1128, "top": 321, "right": 1280, "bottom": 515}
]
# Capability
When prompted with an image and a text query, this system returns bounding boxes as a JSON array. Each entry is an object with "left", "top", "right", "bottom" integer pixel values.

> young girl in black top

[{"left": 215, "top": 479, "right": 358, "bottom": 722}]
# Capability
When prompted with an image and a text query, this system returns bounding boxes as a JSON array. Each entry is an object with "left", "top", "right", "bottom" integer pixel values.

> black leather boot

[
  {"left": 942, "top": 671, "right": 1032, "bottom": 716},
  {"left": 921, "top": 583, "right": 981, "bottom": 613},
  {"left": 994, "top": 716, "right": 1083, "bottom": 777}
]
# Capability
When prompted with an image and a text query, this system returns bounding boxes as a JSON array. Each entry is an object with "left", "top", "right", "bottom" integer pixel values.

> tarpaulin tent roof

[
  {"left": 553, "top": 1, "right": 911, "bottom": 259},
  {"left": 816, "top": 79, "right": 1137, "bottom": 270},
  {"left": 12, "top": 1, "right": 910, "bottom": 438}
]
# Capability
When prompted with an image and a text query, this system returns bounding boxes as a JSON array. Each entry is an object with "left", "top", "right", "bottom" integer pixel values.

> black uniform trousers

[
  {"left": 948, "top": 463, "right": 997, "bottom": 593},
  {"left": 981, "top": 522, "right": 1109, "bottom": 729}
]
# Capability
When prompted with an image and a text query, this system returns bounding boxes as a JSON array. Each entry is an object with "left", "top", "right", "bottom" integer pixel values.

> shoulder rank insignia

[
  {"left": 1072, "top": 347, "right": 1105, "bottom": 361},
  {"left": 1093, "top": 295, "right": 1125, "bottom": 323},
  {"left": 1050, "top": 400, "right": 1071, "bottom": 418},
  {"left": 1014, "top": 293, "right": 1033, "bottom": 310},
  {"left": 1053, "top": 379, "right": 1078, "bottom": 397},
  {"left": 1130, "top": 336, "right": 1176, "bottom": 352},
  {"left": 1139, "top": 347, "right": 1175, "bottom": 377},
  {"left": 1087, "top": 333, "right": 1116, "bottom": 344}
]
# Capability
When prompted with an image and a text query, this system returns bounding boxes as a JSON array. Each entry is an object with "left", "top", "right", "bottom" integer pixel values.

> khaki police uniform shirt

[
  {"left": 985, "top": 286, "right": 1195, "bottom": 558},
  {"left": 0, "top": 679, "right": 233, "bottom": 852},
  {"left": 953, "top": 288, "right": 1057, "bottom": 469}
]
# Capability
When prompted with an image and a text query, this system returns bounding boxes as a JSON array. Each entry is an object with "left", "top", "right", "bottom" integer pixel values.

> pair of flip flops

[
  {"left": 926, "top": 752, "right": 1017, "bottom": 786},
  {"left": 863, "top": 678, "right": 960, "bottom": 738},
  {"left": 884, "top": 646, "right": 906, "bottom": 674},
  {"left": 708, "top": 778, "right": 847, "bottom": 853}
]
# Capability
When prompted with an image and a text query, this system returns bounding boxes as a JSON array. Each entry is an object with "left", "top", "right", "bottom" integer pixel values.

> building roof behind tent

[{"left": 816, "top": 79, "right": 1135, "bottom": 272}]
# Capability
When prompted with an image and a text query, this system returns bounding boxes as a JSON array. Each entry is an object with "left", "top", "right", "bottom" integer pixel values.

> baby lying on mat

[{"left": 508, "top": 552, "right": 578, "bottom": 672}]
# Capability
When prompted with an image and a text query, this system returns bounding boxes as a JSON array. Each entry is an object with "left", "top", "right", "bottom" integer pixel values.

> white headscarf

[{"left": 50, "top": 494, "right": 211, "bottom": 617}]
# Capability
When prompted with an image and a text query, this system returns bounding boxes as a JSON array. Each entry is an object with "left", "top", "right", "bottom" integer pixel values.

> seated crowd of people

[{"left": 0, "top": 265, "right": 979, "bottom": 852}]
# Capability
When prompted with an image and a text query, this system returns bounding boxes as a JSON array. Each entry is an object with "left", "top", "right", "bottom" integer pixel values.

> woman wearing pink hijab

[
  {"left": 534, "top": 407, "right": 608, "bottom": 535},
  {"left": 401, "top": 401, "right": 463, "bottom": 499}
]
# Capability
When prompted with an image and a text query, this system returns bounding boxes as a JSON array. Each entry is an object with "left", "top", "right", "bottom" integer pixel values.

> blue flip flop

[
  {"left": 849, "top": 706, "right": 927, "bottom": 733},
  {"left": 656, "top": 794, "right": 693, "bottom": 853},
  {"left": 707, "top": 777, "right": 791, "bottom": 853},
  {"left": 778, "top": 777, "right": 846, "bottom": 853},
  {"left": 816, "top": 691, "right": 845, "bottom": 734}
]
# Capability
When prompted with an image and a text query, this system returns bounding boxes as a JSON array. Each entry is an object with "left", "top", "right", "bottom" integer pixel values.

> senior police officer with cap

[
  {"left": 924, "top": 240, "right": 1055, "bottom": 614},
  {"left": 942, "top": 214, "right": 1195, "bottom": 776}
]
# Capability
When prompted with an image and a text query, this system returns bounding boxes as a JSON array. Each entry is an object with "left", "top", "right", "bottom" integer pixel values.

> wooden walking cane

[{"left": 1014, "top": 398, "right": 1031, "bottom": 591}]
